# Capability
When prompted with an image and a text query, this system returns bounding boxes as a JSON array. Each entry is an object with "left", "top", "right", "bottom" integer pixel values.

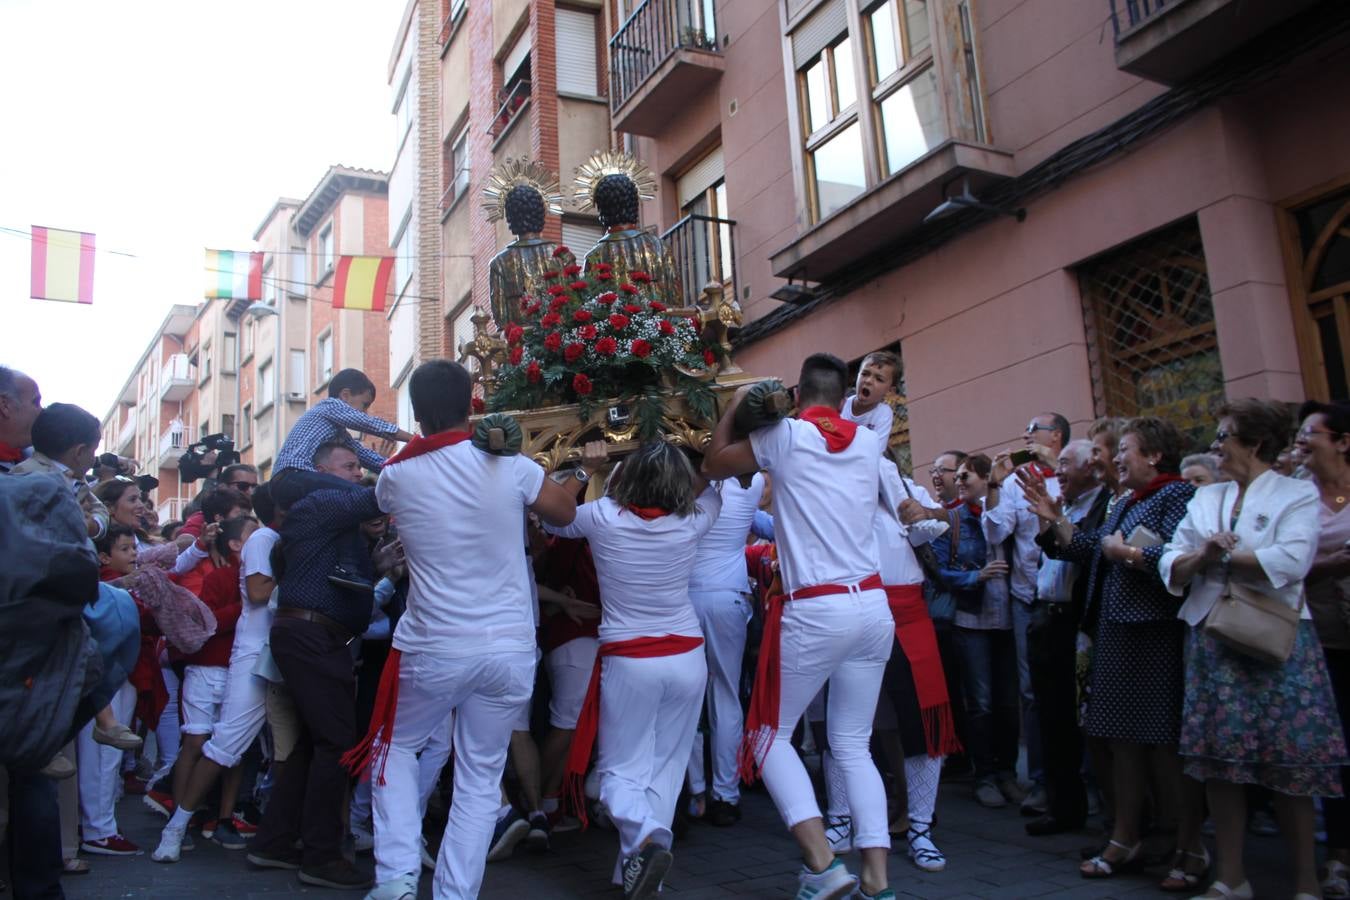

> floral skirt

[{"left": 1181, "top": 620, "right": 1348, "bottom": 797}]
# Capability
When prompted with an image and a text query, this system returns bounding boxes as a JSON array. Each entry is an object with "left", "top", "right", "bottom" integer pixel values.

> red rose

[
  {"left": 630, "top": 339, "right": 652, "bottom": 359},
  {"left": 572, "top": 309, "right": 593, "bottom": 323},
  {"left": 703, "top": 348, "right": 717, "bottom": 366},
  {"left": 552, "top": 245, "right": 570, "bottom": 258},
  {"left": 595, "top": 262, "right": 613, "bottom": 273},
  {"left": 540, "top": 312, "right": 561, "bottom": 328},
  {"left": 620, "top": 283, "right": 639, "bottom": 295},
  {"left": 505, "top": 325, "right": 524, "bottom": 345},
  {"left": 471, "top": 397, "right": 486, "bottom": 414},
  {"left": 648, "top": 301, "right": 666, "bottom": 312},
  {"left": 522, "top": 300, "right": 541, "bottom": 315},
  {"left": 608, "top": 314, "right": 630, "bottom": 330},
  {"left": 543, "top": 270, "right": 561, "bottom": 280},
  {"left": 549, "top": 295, "right": 569, "bottom": 312},
  {"left": 658, "top": 319, "right": 675, "bottom": 335},
  {"left": 597, "top": 291, "right": 618, "bottom": 305},
  {"left": 595, "top": 336, "right": 618, "bottom": 356},
  {"left": 564, "top": 341, "right": 586, "bottom": 362},
  {"left": 596, "top": 271, "right": 612, "bottom": 280},
  {"left": 624, "top": 303, "right": 642, "bottom": 314},
  {"left": 509, "top": 345, "right": 523, "bottom": 365},
  {"left": 543, "top": 331, "right": 562, "bottom": 352},
  {"left": 563, "top": 263, "right": 582, "bottom": 277},
  {"left": 630, "top": 271, "right": 652, "bottom": 284},
  {"left": 527, "top": 360, "right": 542, "bottom": 383},
  {"left": 570, "top": 280, "right": 588, "bottom": 291},
  {"left": 572, "top": 373, "right": 593, "bottom": 395},
  {"left": 547, "top": 284, "right": 568, "bottom": 296},
  {"left": 579, "top": 324, "right": 597, "bottom": 340}
]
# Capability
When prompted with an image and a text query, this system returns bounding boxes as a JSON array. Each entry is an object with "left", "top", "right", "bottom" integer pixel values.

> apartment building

[{"left": 603, "top": 0, "right": 1350, "bottom": 470}]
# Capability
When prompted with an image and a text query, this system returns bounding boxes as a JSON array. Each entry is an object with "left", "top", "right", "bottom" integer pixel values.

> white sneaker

[
  {"left": 364, "top": 873, "right": 417, "bottom": 900},
  {"left": 151, "top": 826, "right": 185, "bottom": 864},
  {"left": 824, "top": 815, "right": 853, "bottom": 854},
  {"left": 796, "top": 859, "right": 857, "bottom": 900},
  {"left": 907, "top": 823, "right": 946, "bottom": 872}
]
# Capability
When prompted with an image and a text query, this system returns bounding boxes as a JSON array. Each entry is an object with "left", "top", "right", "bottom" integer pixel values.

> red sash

[
  {"left": 0, "top": 442, "right": 22, "bottom": 464},
  {"left": 383, "top": 429, "right": 471, "bottom": 466},
  {"left": 341, "top": 648, "right": 404, "bottom": 784},
  {"left": 885, "top": 584, "right": 962, "bottom": 758},
  {"left": 563, "top": 634, "right": 704, "bottom": 824},
  {"left": 737, "top": 573, "right": 883, "bottom": 783}
]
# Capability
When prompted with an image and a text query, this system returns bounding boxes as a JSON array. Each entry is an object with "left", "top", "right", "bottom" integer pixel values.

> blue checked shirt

[{"left": 274, "top": 397, "right": 398, "bottom": 473}]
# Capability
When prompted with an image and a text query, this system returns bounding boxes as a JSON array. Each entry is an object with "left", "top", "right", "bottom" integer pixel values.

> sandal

[
  {"left": 62, "top": 858, "right": 90, "bottom": 875},
  {"left": 1326, "top": 859, "right": 1350, "bottom": 899},
  {"left": 1080, "top": 839, "right": 1142, "bottom": 878},
  {"left": 1188, "top": 880, "right": 1253, "bottom": 899},
  {"left": 1160, "top": 846, "right": 1210, "bottom": 892},
  {"left": 906, "top": 822, "right": 945, "bottom": 873}
]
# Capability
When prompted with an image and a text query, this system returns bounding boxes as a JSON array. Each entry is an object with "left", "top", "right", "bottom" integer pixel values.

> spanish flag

[
  {"left": 30, "top": 226, "right": 95, "bottom": 304},
  {"left": 205, "top": 249, "right": 263, "bottom": 300},
  {"left": 332, "top": 256, "right": 394, "bottom": 312}
]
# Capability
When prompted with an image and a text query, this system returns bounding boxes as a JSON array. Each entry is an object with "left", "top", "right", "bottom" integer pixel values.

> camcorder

[{"left": 178, "top": 433, "right": 240, "bottom": 484}]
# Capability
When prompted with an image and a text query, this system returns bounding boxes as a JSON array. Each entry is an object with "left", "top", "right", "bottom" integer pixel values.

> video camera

[{"left": 178, "top": 432, "right": 240, "bottom": 484}]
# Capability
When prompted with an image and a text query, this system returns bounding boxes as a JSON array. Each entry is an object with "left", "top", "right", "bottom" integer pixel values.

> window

[
  {"left": 394, "top": 70, "right": 414, "bottom": 150},
  {"left": 393, "top": 218, "right": 414, "bottom": 293},
  {"left": 258, "top": 359, "right": 275, "bottom": 407},
  {"left": 1079, "top": 219, "right": 1221, "bottom": 450},
  {"left": 288, "top": 349, "right": 306, "bottom": 397},
  {"left": 555, "top": 9, "right": 598, "bottom": 96},
  {"left": 865, "top": 0, "right": 945, "bottom": 175},
  {"left": 561, "top": 219, "right": 604, "bottom": 255},
  {"left": 1284, "top": 184, "right": 1350, "bottom": 401},
  {"left": 318, "top": 224, "right": 334, "bottom": 279},
  {"left": 199, "top": 341, "right": 213, "bottom": 384},
  {"left": 450, "top": 300, "right": 478, "bottom": 367},
  {"left": 495, "top": 30, "right": 532, "bottom": 135},
  {"left": 240, "top": 403, "right": 253, "bottom": 447},
  {"left": 288, "top": 249, "right": 306, "bottom": 296},
  {"left": 220, "top": 414, "right": 235, "bottom": 442},
  {"left": 317, "top": 331, "right": 334, "bottom": 386},
  {"left": 794, "top": 2, "right": 864, "bottom": 220},
  {"left": 222, "top": 332, "right": 237, "bottom": 374},
  {"left": 442, "top": 125, "right": 470, "bottom": 210},
  {"left": 675, "top": 148, "right": 734, "bottom": 303},
  {"left": 242, "top": 319, "right": 255, "bottom": 361}
]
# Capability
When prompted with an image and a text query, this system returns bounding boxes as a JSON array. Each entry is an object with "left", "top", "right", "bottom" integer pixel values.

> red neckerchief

[
  {"left": 624, "top": 505, "right": 668, "bottom": 520},
  {"left": 0, "top": 442, "right": 23, "bottom": 463},
  {"left": 798, "top": 406, "right": 857, "bottom": 453},
  {"left": 965, "top": 501, "right": 984, "bottom": 516},
  {"left": 1030, "top": 462, "right": 1054, "bottom": 479},
  {"left": 943, "top": 498, "right": 963, "bottom": 510},
  {"left": 383, "top": 430, "right": 471, "bottom": 466},
  {"left": 1129, "top": 472, "right": 1184, "bottom": 504},
  {"left": 99, "top": 566, "right": 128, "bottom": 583}
]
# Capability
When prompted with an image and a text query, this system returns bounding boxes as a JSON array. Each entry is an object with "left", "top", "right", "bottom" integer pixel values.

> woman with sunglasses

[{"left": 1165, "top": 400, "right": 1348, "bottom": 899}]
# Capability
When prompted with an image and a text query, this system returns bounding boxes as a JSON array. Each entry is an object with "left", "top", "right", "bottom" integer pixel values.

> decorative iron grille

[{"left": 1079, "top": 219, "right": 1223, "bottom": 451}]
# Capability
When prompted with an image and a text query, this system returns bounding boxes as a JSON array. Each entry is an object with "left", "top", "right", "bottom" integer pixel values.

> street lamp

[
  {"left": 245, "top": 302, "right": 283, "bottom": 472},
  {"left": 923, "top": 176, "right": 1026, "bottom": 225}
]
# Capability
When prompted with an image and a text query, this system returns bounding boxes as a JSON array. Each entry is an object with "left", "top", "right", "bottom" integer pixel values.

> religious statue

[
  {"left": 484, "top": 158, "right": 574, "bottom": 330},
  {"left": 574, "top": 151, "right": 683, "bottom": 307}
]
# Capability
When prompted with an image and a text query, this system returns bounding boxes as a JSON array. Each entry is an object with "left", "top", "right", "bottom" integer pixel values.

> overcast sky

[{"left": 0, "top": 0, "right": 406, "bottom": 422}]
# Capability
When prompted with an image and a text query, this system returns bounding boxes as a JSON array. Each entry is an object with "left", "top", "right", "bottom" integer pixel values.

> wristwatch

[
  {"left": 572, "top": 468, "right": 591, "bottom": 484},
  {"left": 1219, "top": 549, "right": 1232, "bottom": 569}
]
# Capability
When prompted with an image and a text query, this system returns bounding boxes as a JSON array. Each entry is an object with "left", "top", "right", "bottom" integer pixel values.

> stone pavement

[{"left": 53, "top": 782, "right": 1298, "bottom": 899}]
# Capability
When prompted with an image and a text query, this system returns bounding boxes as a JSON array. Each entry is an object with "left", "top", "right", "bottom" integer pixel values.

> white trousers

[
  {"left": 545, "top": 637, "right": 598, "bottom": 729},
  {"left": 152, "top": 664, "right": 180, "bottom": 785},
  {"left": 180, "top": 665, "right": 228, "bottom": 735},
  {"left": 686, "top": 589, "right": 750, "bottom": 803},
  {"left": 371, "top": 650, "right": 535, "bottom": 897},
  {"left": 202, "top": 652, "right": 268, "bottom": 768},
  {"left": 760, "top": 589, "right": 893, "bottom": 850},
  {"left": 77, "top": 681, "right": 135, "bottom": 840},
  {"left": 351, "top": 710, "right": 451, "bottom": 832},
  {"left": 598, "top": 649, "right": 706, "bottom": 884}
]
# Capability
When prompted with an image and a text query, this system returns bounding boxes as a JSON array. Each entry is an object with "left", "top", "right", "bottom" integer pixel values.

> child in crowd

[{"left": 841, "top": 351, "right": 901, "bottom": 443}]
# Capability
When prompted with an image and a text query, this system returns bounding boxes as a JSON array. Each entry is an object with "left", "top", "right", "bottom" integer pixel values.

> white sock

[
  {"left": 541, "top": 797, "right": 559, "bottom": 815},
  {"left": 904, "top": 754, "right": 943, "bottom": 828},
  {"left": 168, "top": 806, "right": 194, "bottom": 831},
  {"left": 823, "top": 750, "right": 848, "bottom": 819}
]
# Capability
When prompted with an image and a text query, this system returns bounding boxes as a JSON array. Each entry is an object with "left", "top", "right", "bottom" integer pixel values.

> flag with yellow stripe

[
  {"left": 332, "top": 256, "right": 394, "bottom": 312},
  {"left": 30, "top": 225, "right": 95, "bottom": 304}
]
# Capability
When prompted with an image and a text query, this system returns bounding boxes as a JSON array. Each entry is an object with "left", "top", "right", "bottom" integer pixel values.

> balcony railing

[
  {"left": 609, "top": 0, "right": 719, "bottom": 114},
  {"left": 662, "top": 214, "right": 736, "bottom": 310},
  {"left": 116, "top": 412, "right": 137, "bottom": 454},
  {"left": 157, "top": 497, "right": 189, "bottom": 525},
  {"left": 159, "top": 353, "right": 195, "bottom": 403},
  {"left": 489, "top": 79, "right": 531, "bottom": 139},
  {"left": 158, "top": 423, "right": 191, "bottom": 470},
  {"left": 1108, "top": 0, "right": 1168, "bottom": 34}
]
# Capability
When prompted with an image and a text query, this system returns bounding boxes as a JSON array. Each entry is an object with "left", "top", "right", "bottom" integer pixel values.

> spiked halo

[
  {"left": 572, "top": 150, "right": 657, "bottom": 212},
  {"left": 481, "top": 157, "right": 564, "bottom": 223}
]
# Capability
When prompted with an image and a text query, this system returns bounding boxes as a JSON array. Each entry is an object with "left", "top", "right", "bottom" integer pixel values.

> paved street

[{"left": 54, "top": 781, "right": 1298, "bottom": 899}]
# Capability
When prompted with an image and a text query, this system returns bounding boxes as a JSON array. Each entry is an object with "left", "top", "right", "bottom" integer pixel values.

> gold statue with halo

[{"left": 483, "top": 158, "right": 574, "bottom": 330}]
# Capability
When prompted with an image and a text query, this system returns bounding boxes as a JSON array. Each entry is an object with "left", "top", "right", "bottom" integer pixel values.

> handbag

[{"left": 1201, "top": 494, "right": 1302, "bottom": 665}]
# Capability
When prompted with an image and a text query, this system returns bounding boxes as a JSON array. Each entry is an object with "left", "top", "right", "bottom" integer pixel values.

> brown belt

[{"left": 275, "top": 607, "right": 356, "bottom": 644}]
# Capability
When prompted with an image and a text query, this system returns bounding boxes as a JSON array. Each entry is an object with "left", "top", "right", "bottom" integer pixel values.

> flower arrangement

[{"left": 488, "top": 245, "right": 723, "bottom": 435}]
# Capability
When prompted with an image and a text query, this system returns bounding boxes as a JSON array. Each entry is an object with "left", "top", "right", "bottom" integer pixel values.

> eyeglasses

[
  {"left": 955, "top": 472, "right": 974, "bottom": 483},
  {"left": 932, "top": 466, "right": 958, "bottom": 475},
  {"left": 1026, "top": 422, "right": 1057, "bottom": 435},
  {"left": 1297, "top": 427, "right": 1342, "bottom": 441},
  {"left": 1213, "top": 429, "right": 1233, "bottom": 444}
]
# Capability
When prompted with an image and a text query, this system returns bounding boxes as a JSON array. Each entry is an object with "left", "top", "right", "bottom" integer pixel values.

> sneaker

[
  {"left": 133, "top": 755, "right": 157, "bottom": 781},
  {"left": 795, "top": 858, "right": 857, "bottom": 900},
  {"left": 365, "top": 873, "right": 418, "bottom": 900},
  {"left": 200, "top": 818, "right": 218, "bottom": 840},
  {"left": 706, "top": 798, "right": 742, "bottom": 827},
  {"left": 93, "top": 723, "right": 143, "bottom": 751},
  {"left": 974, "top": 780, "right": 1007, "bottom": 809},
  {"left": 143, "top": 789, "right": 175, "bottom": 818},
  {"left": 858, "top": 890, "right": 897, "bottom": 900},
  {"left": 996, "top": 774, "right": 1026, "bottom": 804},
  {"left": 486, "top": 811, "right": 529, "bottom": 862},
  {"left": 547, "top": 809, "right": 582, "bottom": 833},
  {"left": 906, "top": 823, "right": 946, "bottom": 872},
  {"left": 824, "top": 815, "right": 853, "bottom": 854},
  {"left": 298, "top": 858, "right": 373, "bottom": 890},
  {"left": 212, "top": 819, "right": 247, "bottom": 850},
  {"left": 151, "top": 826, "right": 186, "bottom": 863},
  {"left": 247, "top": 845, "right": 303, "bottom": 870},
  {"left": 328, "top": 564, "right": 374, "bottom": 593},
  {"left": 685, "top": 791, "right": 706, "bottom": 819},
  {"left": 525, "top": 812, "right": 550, "bottom": 852},
  {"left": 40, "top": 754, "right": 76, "bottom": 780},
  {"left": 81, "top": 834, "right": 140, "bottom": 856},
  {"left": 230, "top": 812, "right": 258, "bottom": 836},
  {"left": 352, "top": 826, "right": 374, "bottom": 854},
  {"left": 1020, "top": 785, "right": 1048, "bottom": 817},
  {"left": 621, "top": 843, "right": 673, "bottom": 900}
]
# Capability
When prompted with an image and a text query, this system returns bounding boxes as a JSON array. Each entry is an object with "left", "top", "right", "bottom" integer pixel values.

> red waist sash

[{"left": 885, "top": 584, "right": 962, "bottom": 758}]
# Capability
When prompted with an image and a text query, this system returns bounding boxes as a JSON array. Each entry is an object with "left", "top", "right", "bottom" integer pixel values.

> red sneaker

[
  {"left": 200, "top": 818, "right": 218, "bottom": 840},
  {"left": 143, "top": 790, "right": 175, "bottom": 818},
  {"left": 122, "top": 773, "right": 147, "bottom": 796},
  {"left": 231, "top": 813, "right": 258, "bottom": 836},
  {"left": 81, "top": 834, "right": 140, "bottom": 856}
]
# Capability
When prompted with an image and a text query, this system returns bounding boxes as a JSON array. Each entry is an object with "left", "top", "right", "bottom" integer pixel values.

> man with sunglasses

[{"left": 179, "top": 465, "right": 258, "bottom": 541}]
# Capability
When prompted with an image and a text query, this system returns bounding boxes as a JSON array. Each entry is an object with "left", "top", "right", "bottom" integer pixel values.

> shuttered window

[
  {"left": 561, "top": 219, "right": 604, "bottom": 254},
  {"left": 792, "top": 0, "right": 847, "bottom": 69},
  {"left": 555, "top": 9, "right": 598, "bottom": 96},
  {"left": 677, "top": 147, "right": 725, "bottom": 209},
  {"left": 503, "top": 29, "right": 531, "bottom": 82}
]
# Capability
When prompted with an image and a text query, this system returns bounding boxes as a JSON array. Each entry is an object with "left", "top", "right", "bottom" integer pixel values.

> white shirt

[
  {"left": 1035, "top": 485, "right": 1102, "bottom": 604},
  {"left": 875, "top": 469, "right": 947, "bottom": 586},
  {"left": 377, "top": 441, "right": 545, "bottom": 657},
  {"left": 235, "top": 525, "right": 280, "bottom": 658},
  {"left": 983, "top": 472, "right": 1059, "bottom": 604},
  {"left": 1160, "top": 470, "right": 1319, "bottom": 625},
  {"left": 841, "top": 396, "right": 894, "bottom": 448},
  {"left": 545, "top": 492, "right": 721, "bottom": 643},
  {"left": 689, "top": 474, "right": 764, "bottom": 593},
  {"left": 749, "top": 417, "right": 885, "bottom": 594}
]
